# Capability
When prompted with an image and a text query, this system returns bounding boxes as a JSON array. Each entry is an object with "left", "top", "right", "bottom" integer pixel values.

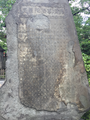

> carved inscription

[
  {"left": 22, "top": 6, "right": 64, "bottom": 15},
  {"left": 21, "top": 6, "right": 65, "bottom": 17},
  {"left": 18, "top": 3, "right": 70, "bottom": 111}
]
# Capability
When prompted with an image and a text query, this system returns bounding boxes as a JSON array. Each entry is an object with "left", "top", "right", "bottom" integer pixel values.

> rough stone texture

[{"left": 0, "top": 0, "right": 90, "bottom": 120}]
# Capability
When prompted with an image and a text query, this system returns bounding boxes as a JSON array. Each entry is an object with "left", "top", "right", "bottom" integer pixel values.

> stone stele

[{"left": 0, "top": 0, "right": 90, "bottom": 120}]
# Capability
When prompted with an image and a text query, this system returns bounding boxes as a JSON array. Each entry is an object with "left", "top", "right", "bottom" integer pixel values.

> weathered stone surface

[
  {"left": 0, "top": 0, "right": 90, "bottom": 120},
  {"left": 0, "top": 116, "right": 6, "bottom": 120}
]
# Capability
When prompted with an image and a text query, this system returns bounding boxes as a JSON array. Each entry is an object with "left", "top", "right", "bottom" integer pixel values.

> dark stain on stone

[
  {"left": 9, "top": 79, "right": 11, "bottom": 83},
  {"left": 5, "top": 104, "right": 9, "bottom": 111},
  {"left": 17, "top": 114, "right": 25, "bottom": 120},
  {"left": 8, "top": 93, "right": 13, "bottom": 98},
  {"left": 78, "top": 101, "right": 85, "bottom": 109}
]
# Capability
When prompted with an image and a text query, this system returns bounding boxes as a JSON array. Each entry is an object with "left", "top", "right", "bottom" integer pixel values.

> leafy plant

[
  {"left": 0, "top": 0, "right": 16, "bottom": 51},
  {"left": 82, "top": 53, "right": 90, "bottom": 85},
  {"left": 82, "top": 110, "right": 90, "bottom": 120}
]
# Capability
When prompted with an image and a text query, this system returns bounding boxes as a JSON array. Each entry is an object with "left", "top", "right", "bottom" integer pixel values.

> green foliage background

[
  {"left": 0, "top": 0, "right": 90, "bottom": 119},
  {"left": 0, "top": 0, "right": 15, "bottom": 51}
]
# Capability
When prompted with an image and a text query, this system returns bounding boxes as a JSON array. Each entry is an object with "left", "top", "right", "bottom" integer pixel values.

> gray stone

[
  {"left": 0, "top": 0, "right": 90, "bottom": 120},
  {"left": 0, "top": 116, "right": 6, "bottom": 120}
]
